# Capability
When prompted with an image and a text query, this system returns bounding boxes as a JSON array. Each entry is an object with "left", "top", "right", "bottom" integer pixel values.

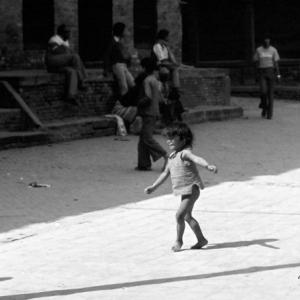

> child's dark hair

[{"left": 163, "top": 122, "right": 194, "bottom": 148}]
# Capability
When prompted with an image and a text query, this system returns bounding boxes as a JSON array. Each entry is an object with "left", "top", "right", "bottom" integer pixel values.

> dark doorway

[
  {"left": 254, "top": 0, "right": 300, "bottom": 59},
  {"left": 23, "top": 0, "right": 54, "bottom": 50},
  {"left": 182, "top": 0, "right": 246, "bottom": 63},
  {"left": 181, "top": 0, "right": 199, "bottom": 64},
  {"left": 134, "top": 0, "right": 157, "bottom": 49},
  {"left": 78, "top": 0, "right": 112, "bottom": 62}
]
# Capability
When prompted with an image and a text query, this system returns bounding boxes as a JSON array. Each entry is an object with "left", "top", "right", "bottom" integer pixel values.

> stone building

[
  {"left": 182, "top": 0, "right": 300, "bottom": 84},
  {"left": 0, "top": 0, "right": 243, "bottom": 147},
  {"left": 0, "top": 0, "right": 299, "bottom": 82},
  {"left": 0, "top": 0, "right": 182, "bottom": 68}
]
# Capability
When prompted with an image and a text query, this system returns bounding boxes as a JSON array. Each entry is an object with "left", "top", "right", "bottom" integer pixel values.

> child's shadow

[
  {"left": 203, "top": 238, "right": 280, "bottom": 250},
  {"left": 179, "top": 238, "right": 279, "bottom": 252}
]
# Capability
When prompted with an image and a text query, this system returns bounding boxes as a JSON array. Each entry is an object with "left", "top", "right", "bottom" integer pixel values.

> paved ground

[{"left": 0, "top": 97, "right": 300, "bottom": 299}]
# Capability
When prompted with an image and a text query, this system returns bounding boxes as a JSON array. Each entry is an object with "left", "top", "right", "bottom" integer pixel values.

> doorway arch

[{"left": 78, "top": 0, "right": 112, "bottom": 62}]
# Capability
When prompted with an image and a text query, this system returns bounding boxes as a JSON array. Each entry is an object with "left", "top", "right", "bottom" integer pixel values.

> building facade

[
  {"left": 0, "top": 0, "right": 182, "bottom": 68},
  {"left": 0, "top": 0, "right": 300, "bottom": 83}
]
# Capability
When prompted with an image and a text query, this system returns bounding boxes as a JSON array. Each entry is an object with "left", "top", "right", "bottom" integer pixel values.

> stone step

[
  {"left": 0, "top": 105, "right": 243, "bottom": 150},
  {"left": 0, "top": 130, "right": 49, "bottom": 150},
  {"left": 0, "top": 108, "right": 24, "bottom": 131},
  {"left": 183, "top": 105, "right": 243, "bottom": 123},
  {"left": 44, "top": 116, "right": 117, "bottom": 143}
]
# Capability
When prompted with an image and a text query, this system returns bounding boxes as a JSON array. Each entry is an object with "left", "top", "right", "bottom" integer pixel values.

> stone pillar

[
  {"left": 181, "top": 0, "right": 199, "bottom": 64},
  {"left": 244, "top": 0, "right": 255, "bottom": 62},
  {"left": 54, "top": 0, "right": 79, "bottom": 52},
  {"left": 0, "top": 0, "right": 23, "bottom": 55},
  {"left": 157, "top": 0, "right": 182, "bottom": 63}
]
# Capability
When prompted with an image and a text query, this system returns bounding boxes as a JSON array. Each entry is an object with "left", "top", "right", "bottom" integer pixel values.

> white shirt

[
  {"left": 253, "top": 46, "right": 280, "bottom": 68},
  {"left": 113, "top": 36, "right": 120, "bottom": 42},
  {"left": 48, "top": 35, "right": 70, "bottom": 49},
  {"left": 153, "top": 43, "right": 169, "bottom": 61}
]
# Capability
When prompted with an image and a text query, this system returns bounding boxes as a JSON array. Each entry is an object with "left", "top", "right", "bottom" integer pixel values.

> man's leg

[
  {"left": 162, "top": 63, "right": 180, "bottom": 88},
  {"left": 137, "top": 135, "right": 151, "bottom": 170},
  {"left": 171, "top": 66, "right": 180, "bottom": 88},
  {"left": 259, "top": 72, "right": 268, "bottom": 117},
  {"left": 112, "top": 63, "right": 129, "bottom": 96},
  {"left": 138, "top": 116, "right": 167, "bottom": 170},
  {"left": 142, "top": 116, "right": 167, "bottom": 163},
  {"left": 46, "top": 54, "right": 84, "bottom": 98},
  {"left": 124, "top": 67, "right": 135, "bottom": 89},
  {"left": 266, "top": 70, "right": 275, "bottom": 119},
  {"left": 137, "top": 116, "right": 152, "bottom": 169},
  {"left": 70, "top": 53, "right": 87, "bottom": 84},
  {"left": 63, "top": 67, "right": 78, "bottom": 101}
]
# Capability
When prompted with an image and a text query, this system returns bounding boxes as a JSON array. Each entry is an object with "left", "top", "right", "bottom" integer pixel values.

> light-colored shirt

[
  {"left": 168, "top": 149, "right": 204, "bottom": 195},
  {"left": 113, "top": 36, "right": 120, "bottom": 42},
  {"left": 253, "top": 46, "right": 280, "bottom": 69},
  {"left": 153, "top": 43, "right": 169, "bottom": 62},
  {"left": 48, "top": 35, "right": 70, "bottom": 49}
]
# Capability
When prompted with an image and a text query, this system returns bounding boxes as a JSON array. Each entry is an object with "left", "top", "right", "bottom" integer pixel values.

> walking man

[{"left": 253, "top": 37, "right": 281, "bottom": 119}]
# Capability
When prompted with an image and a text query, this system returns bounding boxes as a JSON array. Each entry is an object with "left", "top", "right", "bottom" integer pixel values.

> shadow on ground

[
  {"left": 1, "top": 262, "right": 299, "bottom": 299},
  {"left": 0, "top": 277, "right": 12, "bottom": 282},
  {"left": 204, "top": 238, "right": 280, "bottom": 250}
]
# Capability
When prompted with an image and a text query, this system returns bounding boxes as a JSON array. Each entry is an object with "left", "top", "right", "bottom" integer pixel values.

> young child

[
  {"left": 144, "top": 122, "right": 217, "bottom": 252},
  {"left": 136, "top": 57, "right": 168, "bottom": 171}
]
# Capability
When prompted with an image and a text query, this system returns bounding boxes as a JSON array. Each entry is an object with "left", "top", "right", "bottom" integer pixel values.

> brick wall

[
  {"left": 180, "top": 68, "right": 231, "bottom": 107},
  {"left": 18, "top": 75, "right": 116, "bottom": 123},
  {"left": 0, "top": 0, "right": 23, "bottom": 67},
  {"left": 0, "top": 108, "right": 24, "bottom": 131},
  {"left": 0, "top": 0, "right": 183, "bottom": 69},
  {"left": 2, "top": 66, "right": 230, "bottom": 124},
  {"left": 0, "top": 0, "right": 23, "bottom": 52}
]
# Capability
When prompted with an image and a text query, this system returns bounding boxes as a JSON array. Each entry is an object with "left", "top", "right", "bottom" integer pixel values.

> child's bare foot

[
  {"left": 191, "top": 238, "right": 208, "bottom": 249},
  {"left": 171, "top": 241, "right": 183, "bottom": 252}
]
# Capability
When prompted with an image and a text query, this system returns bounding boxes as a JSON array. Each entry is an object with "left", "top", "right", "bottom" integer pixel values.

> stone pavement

[{"left": 0, "top": 97, "right": 300, "bottom": 299}]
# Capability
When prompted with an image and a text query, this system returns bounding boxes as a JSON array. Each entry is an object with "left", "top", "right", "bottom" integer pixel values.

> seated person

[
  {"left": 152, "top": 29, "right": 180, "bottom": 90},
  {"left": 45, "top": 24, "right": 87, "bottom": 104}
]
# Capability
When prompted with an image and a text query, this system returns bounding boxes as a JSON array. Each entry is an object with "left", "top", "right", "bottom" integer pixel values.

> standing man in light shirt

[{"left": 253, "top": 37, "right": 281, "bottom": 119}]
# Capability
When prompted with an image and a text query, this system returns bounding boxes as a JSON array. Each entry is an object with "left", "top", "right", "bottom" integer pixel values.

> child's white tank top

[{"left": 168, "top": 149, "right": 204, "bottom": 195}]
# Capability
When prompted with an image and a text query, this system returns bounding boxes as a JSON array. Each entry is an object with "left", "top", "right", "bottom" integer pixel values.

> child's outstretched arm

[
  {"left": 144, "top": 166, "right": 170, "bottom": 194},
  {"left": 183, "top": 151, "right": 218, "bottom": 173}
]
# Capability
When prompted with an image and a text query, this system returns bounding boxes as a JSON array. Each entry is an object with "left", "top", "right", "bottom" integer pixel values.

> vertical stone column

[
  {"left": 157, "top": 0, "right": 182, "bottom": 63},
  {"left": 54, "top": 0, "right": 79, "bottom": 52},
  {"left": 113, "top": 0, "right": 134, "bottom": 51},
  {"left": 0, "top": 0, "right": 23, "bottom": 54},
  {"left": 244, "top": 0, "right": 255, "bottom": 62}
]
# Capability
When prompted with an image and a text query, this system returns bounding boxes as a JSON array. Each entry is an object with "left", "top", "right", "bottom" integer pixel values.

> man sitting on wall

[{"left": 45, "top": 24, "right": 87, "bottom": 105}]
